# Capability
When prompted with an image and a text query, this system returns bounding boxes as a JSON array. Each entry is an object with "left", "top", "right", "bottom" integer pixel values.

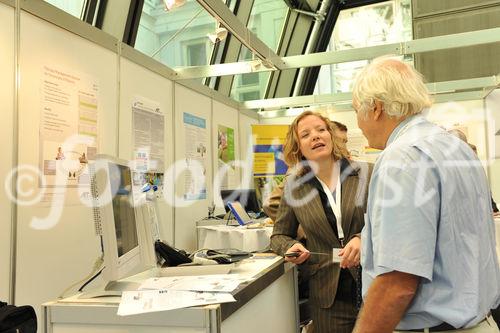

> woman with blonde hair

[{"left": 271, "top": 110, "right": 372, "bottom": 333}]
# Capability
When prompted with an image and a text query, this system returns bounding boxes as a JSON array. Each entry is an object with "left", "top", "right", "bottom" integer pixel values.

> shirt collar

[
  {"left": 305, "top": 158, "right": 358, "bottom": 188},
  {"left": 386, "top": 114, "right": 425, "bottom": 147}
]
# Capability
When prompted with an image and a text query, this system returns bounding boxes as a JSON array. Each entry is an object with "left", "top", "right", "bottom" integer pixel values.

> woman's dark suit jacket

[{"left": 271, "top": 159, "right": 372, "bottom": 309}]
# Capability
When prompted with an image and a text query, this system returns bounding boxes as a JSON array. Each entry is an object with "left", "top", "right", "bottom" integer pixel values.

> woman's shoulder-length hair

[{"left": 283, "top": 110, "right": 350, "bottom": 174}]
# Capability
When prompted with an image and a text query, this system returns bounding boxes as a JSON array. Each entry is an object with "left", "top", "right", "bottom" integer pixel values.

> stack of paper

[
  {"left": 118, "top": 290, "right": 235, "bottom": 316},
  {"left": 117, "top": 274, "right": 253, "bottom": 316}
]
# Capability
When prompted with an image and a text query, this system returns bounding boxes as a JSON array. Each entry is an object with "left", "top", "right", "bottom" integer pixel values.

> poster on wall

[
  {"left": 132, "top": 96, "right": 164, "bottom": 172},
  {"left": 217, "top": 125, "right": 237, "bottom": 190},
  {"left": 427, "top": 101, "right": 488, "bottom": 161},
  {"left": 217, "top": 125, "right": 235, "bottom": 165},
  {"left": 347, "top": 130, "right": 381, "bottom": 163},
  {"left": 39, "top": 65, "right": 98, "bottom": 205},
  {"left": 251, "top": 125, "right": 288, "bottom": 177},
  {"left": 251, "top": 125, "right": 289, "bottom": 208},
  {"left": 132, "top": 171, "right": 164, "bottom": 241},
  {"left": 183, "top": 113, "right": 207, "bottom": 200}
]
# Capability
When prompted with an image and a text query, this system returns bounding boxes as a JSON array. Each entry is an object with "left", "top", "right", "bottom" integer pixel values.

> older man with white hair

[{"left": 352, "top": 57, "right": 500, "bottom": 333}]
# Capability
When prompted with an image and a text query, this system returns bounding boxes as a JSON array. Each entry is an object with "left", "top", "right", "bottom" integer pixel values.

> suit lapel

[
  {"left": 341, "top": 175, "right": 359, "bottom": 237},
  {"left": 340, "top": 160, "right": 360, "bottom": 238}
]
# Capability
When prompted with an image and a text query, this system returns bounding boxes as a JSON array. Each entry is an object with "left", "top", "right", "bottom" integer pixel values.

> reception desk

[{"left": 42, "top": 256, "right": 299, "bottom": 333}]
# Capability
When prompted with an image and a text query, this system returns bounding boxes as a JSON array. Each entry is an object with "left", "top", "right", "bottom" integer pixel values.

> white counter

[{"left": 42, "top": 256, "right": 299, "bottom": 333}]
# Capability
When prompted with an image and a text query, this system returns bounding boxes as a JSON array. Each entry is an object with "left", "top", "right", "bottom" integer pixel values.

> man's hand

[
  {"left": 284, "top": 243, "right": 310, "bottom": 264},
  {"left": 339, "top": 236, "right": 360, "bottom": 269},
  {"left": 353, "top": 271, "right": 419, "bottom": 333}
]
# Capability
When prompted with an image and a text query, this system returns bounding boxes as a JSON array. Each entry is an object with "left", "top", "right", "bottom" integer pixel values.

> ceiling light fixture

[
  {"left": 163, "top": 0, "right": 186, "bottom": 11},
  {"left": 207, "top": 27, "right": 228, "bottom": 43}
]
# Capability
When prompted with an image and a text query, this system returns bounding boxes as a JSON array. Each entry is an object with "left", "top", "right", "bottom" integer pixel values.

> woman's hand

[
  {"left": 338, "top": 236, "right": 361, "bottom": 269},
  {"left": 284, "top": 243, "right": 310, "bottom": 264}
]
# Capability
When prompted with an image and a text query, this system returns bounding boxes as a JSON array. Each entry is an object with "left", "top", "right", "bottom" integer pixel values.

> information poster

[
  {"left": 132, "top": 96, "right": 164, "bottom": 172},
  {"left": 183, "top": 113, "right": 207, "bottom": 200},
  {"left": 132, "top": 171, "right": 164, "bottom": 241},
  {"left": 39, "top": 65, "right": 98, "bottom": 204},
  {"left": 217, "top": 125, "right": 237, "bottom": 190},
  {"left": 251, "top": 125, "right": 288, "bottom": 176},
  {"left": 252, "top": 125, "right": 288, "bottom": 207},
  {"left": 347, "top": 129, "right": 381, "bottom": 163},
  {"left": 217, "top": 125, "right": 235, "bottom": 165}
]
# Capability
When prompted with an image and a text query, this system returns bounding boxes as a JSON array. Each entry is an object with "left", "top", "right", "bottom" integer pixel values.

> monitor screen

[
  {"left": 220, "top": 189, "right": 261, "bottom": 214},
  {"left": 110, "top": 165, "right": 138, "bottom": 257}
]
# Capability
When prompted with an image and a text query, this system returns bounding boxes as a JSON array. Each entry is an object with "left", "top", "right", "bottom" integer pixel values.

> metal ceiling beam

[
  {"left": 341, "top": 0, "right": 390, "bottom": 10},
  {"left": 433, "top": 91, "right": 487, "bottom": 104},
  {"left": 426, "top": 76, "right": 500, "bottom": 94},
  {"left": 257, "top": 91, "right": 489, "bottom": 118},
  {"left": 195, "top": 0, "right": 284, "bottom": 70},
  {"left": 242, "top": 92, "right": 353, "bottom": 110},
  {"left": 175, "top": 26, "right": 500, "bottom": 80},
  {"left": 240, "top": 75, "right": 500, "bottom": 111},
  {"left": 404, "top": 27, "right": 500, "bottom": 54},
  {"left": 293, "top": 0, "right": 332, "bottom": 96},
  {"left": 176, "top": 60, "right": 270, "bottom": 78},
  {"left": 256, "top": 90, "right": 488, "bottom": 118}
]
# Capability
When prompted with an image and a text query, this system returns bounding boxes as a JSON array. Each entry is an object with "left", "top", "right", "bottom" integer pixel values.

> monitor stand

[{"left": 78, "top": 280, "right": 142, "bottom": 299}]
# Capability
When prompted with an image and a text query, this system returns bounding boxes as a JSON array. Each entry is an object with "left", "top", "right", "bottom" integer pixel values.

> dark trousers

[
  {"left": 310, "top": 269, "right": 359, "bottom": 333},
  {"left": 492, "top": 305, "right": 500, "bottom": 327}
]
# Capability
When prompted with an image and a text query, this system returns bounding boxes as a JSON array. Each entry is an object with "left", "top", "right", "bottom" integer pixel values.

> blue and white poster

[{"left": 183, "top": 113, "right": 207, "bottom": 200}]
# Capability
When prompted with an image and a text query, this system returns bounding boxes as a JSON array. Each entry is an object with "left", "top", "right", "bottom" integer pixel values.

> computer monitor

[
  {"left": 87, "top": 155, "right": 155, "bottom": 296},
  {"left": 220, "top": 189, "right": 261, "bottom": 214}
]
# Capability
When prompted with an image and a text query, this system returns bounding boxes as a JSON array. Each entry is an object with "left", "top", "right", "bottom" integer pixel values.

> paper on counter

[
  {"left": 139, "top": 274, "right": 252, "bottom": 293},
  {"left": 117, "top": 289, "right": 235, "bottom": 316}
]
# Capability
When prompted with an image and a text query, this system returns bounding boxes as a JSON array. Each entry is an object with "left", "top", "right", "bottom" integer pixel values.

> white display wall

[
  {"left": 0, "top": 2, "right": 15, "bottom": 303},
  {"left": 173, "top": 84, "right": 213, "bottom": 251},
  {"left": 15, "top": 10, "right": 116, "bottom": 318},
  {"left": 1, "top": 1, "right": 258, "bottom": 324},
  {"left": 119, "top": 58, "right": 175, "bottom": 244}
]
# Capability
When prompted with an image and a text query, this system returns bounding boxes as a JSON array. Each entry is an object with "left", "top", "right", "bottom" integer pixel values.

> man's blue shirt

[{"left": 361, "top": 114, "right": 500, "bottom": 329}]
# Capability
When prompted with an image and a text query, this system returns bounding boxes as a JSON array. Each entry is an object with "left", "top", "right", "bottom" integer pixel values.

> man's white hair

[{"left": 352, "top": 56, "right": 432, "bottom": 118}]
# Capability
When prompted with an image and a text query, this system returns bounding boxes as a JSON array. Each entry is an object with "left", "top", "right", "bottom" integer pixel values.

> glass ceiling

[
  {"left": 134, "top": 0, "right": 415, "bottom": 102},
  {"left": 314, "top": 0, "right": 413, "bottom": 95},
  {"left": 135, "top": 0, "right": 220, "bottom": 68},
  {"left": 47, "top": 0, "right": 419, "bottom": 104},
  {"left": 43, "top": 0, "right": 86, "bottom": 19},
  {"left": 230, "top": 0, "right": 289, "bottom": 102}
]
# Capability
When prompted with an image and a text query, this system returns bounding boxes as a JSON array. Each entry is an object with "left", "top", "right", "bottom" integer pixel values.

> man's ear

[{"left": 373, "top": 100, "right": 383, "bottom": 121}]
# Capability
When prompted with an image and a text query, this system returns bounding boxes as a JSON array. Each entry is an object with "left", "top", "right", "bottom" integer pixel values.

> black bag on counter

[{"left": 0, "top": 301, "right": 37, "bottom": 333}]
